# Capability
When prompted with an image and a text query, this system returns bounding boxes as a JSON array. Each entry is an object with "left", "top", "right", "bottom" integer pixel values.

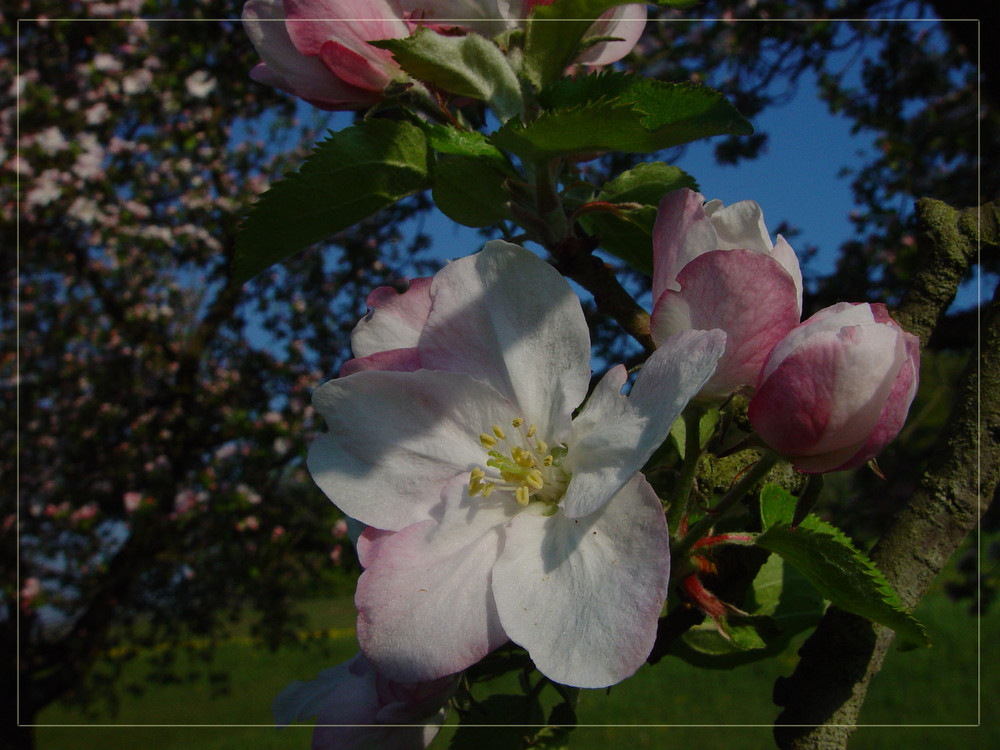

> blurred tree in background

[
  {"left": 5, "top": 2, "right": 434, "bottom": 748},
  {"left": 6, "top": 2, "right": 995, "bottom": 750}
]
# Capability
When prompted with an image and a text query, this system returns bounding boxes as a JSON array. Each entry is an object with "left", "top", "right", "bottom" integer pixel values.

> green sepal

[
  {"left": 373, "top": 30, "right": 523, "bottom": 122},
  {"left": 757, "top": 484, "right": 931, "bottom": 648},
  {"left": 234, "top": 119, "right": 430, "bottom": 283}
]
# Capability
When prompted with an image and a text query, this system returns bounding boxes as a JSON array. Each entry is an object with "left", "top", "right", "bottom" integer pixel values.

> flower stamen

[{"left": 468, "top": 416, "right": 570, "bottom": 508}]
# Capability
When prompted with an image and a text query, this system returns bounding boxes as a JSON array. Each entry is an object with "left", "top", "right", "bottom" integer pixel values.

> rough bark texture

[
  {"left": 772, "top": 201, "right": 1000, "bottom": 749},
  {"left": 894, "top": 198, "right": 998, "bottom": 347}
]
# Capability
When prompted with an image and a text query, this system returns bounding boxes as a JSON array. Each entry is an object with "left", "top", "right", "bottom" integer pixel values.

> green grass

[{"left": 37, "top": 580, "right": 998, "bottom": 750}]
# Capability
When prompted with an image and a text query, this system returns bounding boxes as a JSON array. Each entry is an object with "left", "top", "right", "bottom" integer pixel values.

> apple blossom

[
  {"left": 242, "top": 0, "right": 411, "bottom": 110},
  {"left": 274, "top": 651, "right": 458, "bottom": 750},
  {"left": 397, "top": 0, "right": 647, "bottom": 66},
  {"left": 650, "top": 188, "right": 804, "bottom": 401},
  {"left": 308, "top": 240, "right": 726, "bottom": 687},
  {"left": 747, "top": 302, "right": 920, "bottom": 473}
]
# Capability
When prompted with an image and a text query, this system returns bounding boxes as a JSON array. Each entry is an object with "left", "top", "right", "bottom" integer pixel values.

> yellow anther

[
  {"left": 515, "top": 485, "right": 530, "bottom": 506},
  {"left": 469, "top": 480, "right": 483, "bottom": 497},
  {"left": 514, "top": 449, "right": 534, "bottom": 468},
  {"left": 526, "top": 424, "right": 537, "bottom": 438},
  {"left": 525, "top": 469, "right": 544, "bottom": 490},
  {"left": 535, "top": 439, "right": 548, "bottom": 455},
  {"left": 479, "top": 433, "right": 497, "bottom": 448},
  {"left": 492, "top": 424, "right": 506, "bottom": 440},
  {"left": 482, "top": 482, "right": 495, "bottom": 498},
  {"left": 470, "top": 467, "right": 485, "bottom": 482},
  {"left": 543, "top": 455, "right": 554, "bottom": 467},
  {"left": 500, "top": 470, "right": 523, "bottom": 483},
  {"left": 512, "top": 417, "right": 524, "bottom": 428}
]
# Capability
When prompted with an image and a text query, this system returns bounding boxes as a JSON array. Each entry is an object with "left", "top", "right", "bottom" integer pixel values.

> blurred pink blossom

[{"left": 242, "top": 0, "right": 410, "bottom": 110}]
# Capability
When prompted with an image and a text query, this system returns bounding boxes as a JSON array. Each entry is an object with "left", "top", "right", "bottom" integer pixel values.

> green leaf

[
  {"left": 417, "top": 121, "right": 511, "bottom": 169},
  {"left": 432, "top": 155, "right": 512, "bottom": 227},
  {"left": 596, "top": 161, "right": 698, "bottom": 204},
  {"left": 670, "top": 554, "right": 826, "bottom": 668},
  {"left": 543, "top": 72, "right": 753, "bottom": 143},
  {"left": 374, "top": 30, "right": 523, "bottom": 122},
  {"left": 577, "top": 162, "right": 696, "bottom": 274},
  {"left": 759, "top": 482, "right": 799, "bottom": 532},
  {"left": 523, "top": 0, "right": 629, "bottom": 87},
  {"left": 492, "top": 77, "right": 752, "bottom": 162},
  {"left": 757, "top": 487, "right": 930, "bottom": 648},
  {"left": 579, "top": 205, "right": 657, "bottom": 275},
  {"left": 234, "top": 120, "right": 430, "bottom": 283}
]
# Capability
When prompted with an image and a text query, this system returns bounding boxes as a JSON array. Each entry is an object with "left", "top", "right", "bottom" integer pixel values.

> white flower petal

[
  {"left": 491, "top": 475, "right": 670, "bottom": 688},
  {"left": 419, "top": 241, "right": 590, "bottom": 441},
  {"left": 356, "top": 519, "right": 509, "bottom": 682},
  {"left": 704, "top": 198, "right": 773, "bottom": 254},
  {"left": 562, "top": 329, "right": 726, "bottom": 518},
  {"left": 308, "top": 369, "right": 517, "bottom": 531}
]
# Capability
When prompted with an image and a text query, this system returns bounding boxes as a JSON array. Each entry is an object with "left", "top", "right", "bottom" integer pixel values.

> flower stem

[
  {"left": 666, "top": 405, "right": 707, "bottom": 537},
  {"left": 672, "top": 451, "right": 779, "bottom": 562}
]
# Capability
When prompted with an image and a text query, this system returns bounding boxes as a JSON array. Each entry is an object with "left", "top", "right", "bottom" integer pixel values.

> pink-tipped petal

[
  {"left": 356, "top": 519, "right": 509, "bottom": 682},
  {"left": 749, "top": 303, "right": 919, "bottom": 473},
  {"left": 339, "top": 348, "right": 422, "bottom": 377},
  {"left": 319, "top": 39, "right": 394, "bottom": 91},
  {"left": 352, "top": 278, "right": 434, "bottom": 358},
  {"left": 651, "top": 188, "right": 713, "bottom": 300},
  {"left": 576, "top": 4, "right": 647, "bottom": 66},
  {"left": 285, "top": 0, "right": 409, "bottom": 56},
  {"left": 650, "top": 250, "right": 800, "bottom": 400}
]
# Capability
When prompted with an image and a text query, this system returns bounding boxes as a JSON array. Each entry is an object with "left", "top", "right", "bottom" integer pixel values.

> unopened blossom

[
  {"left": 309, "top": 241, "right": 726, "bottom": 687},
  {"left": 398, "top": 0, "right": 647, "bottom": 65},
  {"left": 242, "top": 0, "right": 410, "bottom": 110},
  {"left": 748, "top": 302, "right": 920, "bottom": 473},
  {"left": 650, "top": 188, "right": 803, "bottom": 401},
  {"left": 274, "top": 651, "right": 458, "bottom": 750}
]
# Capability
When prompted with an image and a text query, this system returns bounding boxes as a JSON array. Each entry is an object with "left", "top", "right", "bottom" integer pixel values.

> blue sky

[{"left": 417, "top": 65, "right": 989, "bottom": 313}]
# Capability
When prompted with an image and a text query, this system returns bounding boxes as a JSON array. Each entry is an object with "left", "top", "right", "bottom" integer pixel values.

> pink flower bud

[
  {"left": 748, "top": 302, "right": 920, "bottom": 473},
  {"left": 650, "top": 189, "right": 803, "bottom": 401},
  {"left": 242, "top": 0, "right": 410, "bottom": 111}
]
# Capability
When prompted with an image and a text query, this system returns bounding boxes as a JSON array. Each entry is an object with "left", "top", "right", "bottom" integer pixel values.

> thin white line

[{"left": 16, "top": 13, "right": 987, "bottom": 732}]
